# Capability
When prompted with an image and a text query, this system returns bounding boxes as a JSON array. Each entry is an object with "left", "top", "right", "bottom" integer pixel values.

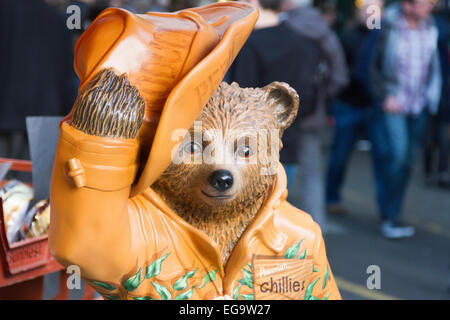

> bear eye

[
  {"left": 237, "top": 145, "right": 253, "bottom": 158},
  {"left": 184, "top": 141, "right": 202, "bottom": 155}
]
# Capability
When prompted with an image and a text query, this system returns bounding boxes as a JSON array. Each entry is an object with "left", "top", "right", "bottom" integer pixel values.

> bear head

[
  {"left": 152, "top": 82, "right": 299, "bottom": 259},
  {"left": 70, "top": 70, "right": 299, "bottom": 262}
]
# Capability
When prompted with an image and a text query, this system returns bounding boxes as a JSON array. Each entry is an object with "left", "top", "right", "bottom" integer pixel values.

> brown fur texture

[
  {"left": 71, "top": 69, "right": 145, "bottom": 139},
  {"left": 70, "top": 73, "right": 299, "bottom": 265},
  {"left": 152, "top": 82, "right": 298, "bottom": 264}
]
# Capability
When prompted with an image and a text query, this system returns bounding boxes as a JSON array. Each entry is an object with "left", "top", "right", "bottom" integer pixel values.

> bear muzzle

[{"left": 208, "top": 170, "right": 234, "bottom": 192}]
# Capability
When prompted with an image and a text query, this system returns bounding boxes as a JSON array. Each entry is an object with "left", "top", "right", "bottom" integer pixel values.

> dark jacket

[
  {"left": 0, "top": 0, "right": 77, "bottom": 131},
  {"left": 338, "top": 23, "right": 375, "bottom": 107},
  {"left": 226, "top": 22, "right": 327, "bottom": 163},
  {"left": 283, "top": 6, "right": 349, "bottom": 122},
  {"left": 435, "top": 15, "right": 449, "bottom": 122}
]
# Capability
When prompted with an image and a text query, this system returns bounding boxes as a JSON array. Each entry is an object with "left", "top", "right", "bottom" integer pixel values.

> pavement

[{"left": 286, "top": 142, "right": 450, "bottom": 300}]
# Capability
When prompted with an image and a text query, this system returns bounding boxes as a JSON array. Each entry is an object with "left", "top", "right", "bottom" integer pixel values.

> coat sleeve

[
  {"left": 308, "top": 226, "right": 342, "bottom": 300},
  {"left": 425, "top": 49, "right": 442, "bottom": 114},
  {"left": 226, "top": 41, "right": 262, "bottom": 88},
  {"left": 49, "top": 122, "right": 140, "bottom": 282},
  {"left": 320, "top": 30, "right": 349, "bottom": 98},
  {"left": 369, "top": 27, "right": 399, "bottom": 103}
]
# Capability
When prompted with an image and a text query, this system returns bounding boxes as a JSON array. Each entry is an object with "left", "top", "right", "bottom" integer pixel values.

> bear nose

[{"left": 209, "top": 170, "right": 234, "bottom": 192}]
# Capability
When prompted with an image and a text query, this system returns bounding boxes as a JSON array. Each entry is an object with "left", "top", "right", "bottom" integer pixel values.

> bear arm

[
  {"left": 49, "top": 122, "right": 139, "bottom": 281},
  {"left": 309, "top": 226, "right": 342, "bottom": 300}
]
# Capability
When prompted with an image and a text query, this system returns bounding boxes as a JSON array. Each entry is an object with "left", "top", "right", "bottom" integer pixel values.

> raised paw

[{"left": 71, "top": 68, "right": 145, "bottom": 139}]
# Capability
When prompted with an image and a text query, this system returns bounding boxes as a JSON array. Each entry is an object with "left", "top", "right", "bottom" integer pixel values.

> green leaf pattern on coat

[
  {"left": 284, "top": 239, "right": 304, "bottom": 259},
  {"left": 132, "top": 296, "right": 155, "bottom": 300},
  {"left": 91, "top": 252, "right": 218, "bottom": 301},
  {"left": 241, "top": 268, "right": 253, "bottom": 289},
  {"left": 304, "top": 277, "right": 320, "bottom": 300},
  {"left": 197, "top": 270, "right": 218, "bottom": 289},
  {"left": 151, "top": 282, "right": 172, "bottom": 300},
  {"left": 322, "top": 265, "right": 331, "bottom": 290},
  {"left": 298, "top": 249, "right": 307, "bottom": 260},
  {"left": 174, "top": 286, "right": 196, "bottom": 300},
  {"left": 283, "top": 240, "right": 333, "bottom": 300},
  {"left": 233, "top": 264, "right": 254, "bottom": 300},
  {"left": 89, "top": 280, "right": 116, "bottom": 291},
  {"left": 145, "top": 253, "right": 170, "bottom": 279},
  {"left": 123, "top": 267, "right": 142, "bottom": 292},
  {"left": 94, "top": 242, "right": 335, "bottom": 300},
  {"left": 173, "top": 269, "right": 198, "bottom": 291},
  {"left": 233, "top": 284, "right": 242, "bottom": 300}
]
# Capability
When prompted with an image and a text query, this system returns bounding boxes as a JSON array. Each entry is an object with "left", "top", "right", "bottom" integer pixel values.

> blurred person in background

[
  {"left": 281, "top": 0, "right": 349, "bottom": 230},
  {"left": 148, "top": 0, "right": 170, "bottom": 12},
  {"left": 371, "top": 0, "right": 442, "bottom": 239},
  {"left": 227, "top": 0, "right": 348, "bottom": 232},
  {"left": 423, "top": 2, "right": 450, "bottom": 189},
  {"left": 318, "top": 1, "right": 338, "bottom": 27},
  {"left": 109, "top": 0, "right": 165, "bottom": 12},
  {"left": 0, "top": 0, "right": 77, "bottom": 160},
  {"left": 325, "top": 0, "right": 390, "bottom": 217},
  {"left": 281, "top": 0, "right": 349, "bottom": 104},
  {"left": 169, "top": 0, "right": 202, "bottom": 11}
]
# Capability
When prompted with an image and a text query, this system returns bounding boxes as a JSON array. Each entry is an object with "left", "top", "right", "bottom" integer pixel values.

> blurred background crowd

[{"left": 0, "top": 0, "right": 448, "bottom": 299}]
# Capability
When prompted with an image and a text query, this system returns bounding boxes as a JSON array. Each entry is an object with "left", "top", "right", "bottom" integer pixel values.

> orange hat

[{"left": 67, "top": 2, "right": 258, "bottom": 196}]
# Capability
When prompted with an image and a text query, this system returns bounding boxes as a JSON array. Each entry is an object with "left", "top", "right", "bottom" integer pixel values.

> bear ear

[{"left": 263, "top": 82, "right": 299, "bottom": 133}]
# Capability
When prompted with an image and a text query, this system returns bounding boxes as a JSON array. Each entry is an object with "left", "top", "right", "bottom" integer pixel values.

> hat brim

[{"left": 130, "top": 2, "right": 258, "bottom": 196}]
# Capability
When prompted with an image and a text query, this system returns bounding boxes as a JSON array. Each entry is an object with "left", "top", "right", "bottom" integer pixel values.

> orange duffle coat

[{"left": 49, "top": 122, "right": 341, "bottom": 300}]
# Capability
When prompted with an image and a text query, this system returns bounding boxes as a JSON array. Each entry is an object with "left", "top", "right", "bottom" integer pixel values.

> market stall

[{"left": 0, "top": 158, "right": 97, "bottom": 300}]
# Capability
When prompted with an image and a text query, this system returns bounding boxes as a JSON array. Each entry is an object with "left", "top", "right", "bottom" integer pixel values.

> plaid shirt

[{"left": 395, "top": 17, "right": 439, "bottom": 115}]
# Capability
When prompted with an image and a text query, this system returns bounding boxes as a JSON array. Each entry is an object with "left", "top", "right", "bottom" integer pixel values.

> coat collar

[
  {"left": 142, "top": 163, "right": 289, "bottom": 277},
  {"left": 239, "top": 163, "right": 289, "bottom": 254}
]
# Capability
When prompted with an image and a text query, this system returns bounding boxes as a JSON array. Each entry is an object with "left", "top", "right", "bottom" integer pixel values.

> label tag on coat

[{"left": 252, "top": 255, "right": 313, "bottom": 300}]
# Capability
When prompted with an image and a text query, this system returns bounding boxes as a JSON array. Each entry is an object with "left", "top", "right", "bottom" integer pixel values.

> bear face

[
  {"left": 152, "top": 82, "right": 299, "bottom": 262},
  {"left": 70, "top": 70, "right": 299, "bottom": 264}
]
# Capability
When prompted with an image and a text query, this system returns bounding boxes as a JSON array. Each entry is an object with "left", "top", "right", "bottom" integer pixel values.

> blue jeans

[
  {"left": 285, "top": 164, "right": 297, "bottom": 188},
  {"left": 382, "top": 111, "right": 428, "bottom": 223},
  {"left": 325, "top": 101, "right": 390, "bottom": 215}
]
